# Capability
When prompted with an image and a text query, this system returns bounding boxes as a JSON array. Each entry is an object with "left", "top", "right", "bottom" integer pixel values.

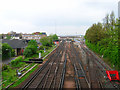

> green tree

[
  {"left": 2, "top": 43, "right": 12, "bottom": 60},
  {"left": 40, "top": 37, "right": 52, "bottom": 47},
  {"left": 85, "top": 23, "right": 105, "bottom": 44},
  {"left": 110, "top": 11, "right": 115, "bottom": 27},
  {"left": 85, "top": 11, "right": 119, "bottom": 70},
  {"left": 51, "top": 34, "right": 58, "bottom": 41},
  {"left": 28, "top": 40, "right": 38, "bottom": 47},
  {"left": 23, "top": 40, "right": 38, "bottom": 57}
]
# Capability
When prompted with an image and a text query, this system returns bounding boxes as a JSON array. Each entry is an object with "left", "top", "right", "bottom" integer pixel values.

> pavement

[{"left": 2, "top": 57, "right": 17, "bottom": 64}]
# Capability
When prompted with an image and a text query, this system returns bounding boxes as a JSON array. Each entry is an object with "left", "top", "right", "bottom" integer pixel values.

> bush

[
  {"left": 39, "top": 45, "right": 44, "bottom": 50},
  {"left": 2, "top": 43, "right": 12, "bottom": 60},
  {"left": 28, "top": 40, "right": 38, "bottom": 47},
  {"left": 2, "top": 64, "right": 10, "bottom": 71},
  {"left": 23, "top": 45, "right": 37, "bottom": 57},
  {"left": 11, "top": 49, "right": 15, "bottom": 57},
  {"left": 39, "top": 50, "right": 44, "bottom": 53},
  {"left": 40, "top": 37, "right": 52, "bottom": 47},
  {"left": 11, "top": 56, "right": 23, "bottom": 67},
  {"left": 23, "top": 40, "right": 38, "bottom": 57}
]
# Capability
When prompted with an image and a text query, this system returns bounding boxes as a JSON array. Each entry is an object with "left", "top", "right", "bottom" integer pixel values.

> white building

[{"left": 22, "top": 32, "right": 47, "bottom": 42}]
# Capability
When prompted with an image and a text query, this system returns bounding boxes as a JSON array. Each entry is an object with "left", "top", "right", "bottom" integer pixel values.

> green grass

[
  {"left": 11, "top": 62, "right": 26, "bottom": 68},
  {"left": 2, "top": 68, "right": 18, "bottom": 88},
  {"left": 9, "top": 64, "right": 38, "bottom": 88},
  {"left": 2, "top": 63, "right": 35, "bottom": 88}
]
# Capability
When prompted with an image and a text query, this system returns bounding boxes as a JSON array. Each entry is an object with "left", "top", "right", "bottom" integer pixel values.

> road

[{"left": 2, "top": 57, "right": 17, "bottom": 64}]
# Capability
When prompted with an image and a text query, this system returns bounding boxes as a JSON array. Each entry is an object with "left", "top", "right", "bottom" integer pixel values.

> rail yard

[{"left": 19, "top": 40, "right": 120, "bottom": 89}]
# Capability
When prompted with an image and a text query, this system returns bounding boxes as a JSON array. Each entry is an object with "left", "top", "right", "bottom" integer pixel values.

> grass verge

[{"left": 9, "top": 64, "right": 38, "bottom": 88}]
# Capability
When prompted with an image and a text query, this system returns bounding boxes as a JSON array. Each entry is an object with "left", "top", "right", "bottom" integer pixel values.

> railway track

[
  {"left": 67, "top": 42, "right": 90, "bottom": 89},
  {"left": 21, "top": 40, "right": 120, "bottom": 89},
  {"left": 22, "top": 41, "right": 67, "bottom": 89},
  {"left": 81, "top": 43, "right": 120, "bottom": 89}
]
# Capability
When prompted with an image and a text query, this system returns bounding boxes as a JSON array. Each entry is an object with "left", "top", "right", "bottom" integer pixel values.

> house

[
  {"left": 2, "top": 33, "right": 22, "bottom": 39},
  {"left": 2, "top": 39, "right": 28, "bottom": 56},
  {"left": 22, "top": 32, "right": 47, "bottom": 42}
]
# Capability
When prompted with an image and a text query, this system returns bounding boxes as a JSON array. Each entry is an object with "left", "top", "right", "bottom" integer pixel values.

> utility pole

[{"left": 118, "top": 1, "right": 120, "bottom": 68}]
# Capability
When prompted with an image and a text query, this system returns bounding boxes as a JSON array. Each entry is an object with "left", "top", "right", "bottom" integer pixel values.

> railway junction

[{"left": 18, "top": 40, "right": 120, "bottom": 89}]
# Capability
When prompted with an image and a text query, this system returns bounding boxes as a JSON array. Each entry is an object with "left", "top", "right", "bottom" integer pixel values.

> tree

[
  {"left": 52, "top": 34, "right": 58, "bottom": 41},
  {"left": 85, "top": 23, "right": 105, "bottom": 44},
  {"left": 40, "top": 37, "right": 52, "bottom": 47},
  {"left": 23, "top": 46, "right": 33, "bottom": 57},
  {"left": 2, "top": 43, "right": 12, "bottom": 60},
  {"left": 23, "top": 40, "right": 38, "bottom": 57},
  {"left": 85, "top": 11, "right": 119, "bottom": 70},
  {"left": 103, "top": 14, "right": 110, "bottom": 31},
  {"left": 28, "top": 40, "right": 38, "bottom": 47},
  {"left": 110, "top": 11, "right": 115, "bottom": 27}
]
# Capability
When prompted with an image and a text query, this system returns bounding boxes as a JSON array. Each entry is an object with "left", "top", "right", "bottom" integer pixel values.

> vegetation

[
  {"left": 0, "top": 42, "right": 2, "bottom": 55},
  {"left": 40, "top": 37, "right": 53, "bottom": 47},
  {"left": 2, "top": 44, "right": 56, "bottom": 88},
  {"left": 40, "top": 34, "right": 58, "bottom": 47},
  {"left": 49, "top": 34, "right": 58, "bottom": 41},
  {"left": 23, "top": 40, "right": 38, "bottom": 57},
  {"left": 85, "top": 11, "right": 119, "bottom": 70},
  {"left": 6, "top": 34, "right": 11, "bottom": 39},
  {"left": 2, "top": 34, "right": 58, "bottom": 88},
  {"left": 2, "top": 43, "right": 12, "bottom": 60},
  {"left": 10, "top": 56, "right": 24, "bottom": 67},
  {"left": 9, "top": 64, "right": 39, "bottom": 88},
  {"left": 2, "top": 63, "right": 35, "bottom": 88}
]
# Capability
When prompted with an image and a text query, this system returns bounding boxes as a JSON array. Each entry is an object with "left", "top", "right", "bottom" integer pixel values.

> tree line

[{"left": 85, "top": 11, "right": 120, "bottom": 70}]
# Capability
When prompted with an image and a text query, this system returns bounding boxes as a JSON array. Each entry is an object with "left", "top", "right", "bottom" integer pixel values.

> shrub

[
  {"left": 23, "top": 40, "right": 38, "bottom": 57},
  {"left": 39, "top": 45, "right": 44, "bottom": 50},
  {"left": 2, "top": 64, "right": 10, "bottom": 71},
  {"left": 11, "top": 49, "right": 15, "bottom": 57},
  {"left": 39, "top": 50, "right": 44, "bottom": 53},
  {"left": 2, "top": 43, "right": 12, "bottom": 60},
  {"left": 11, "top": 56, "right": 23, "bottom": 66},
  {"left": 23, "top": 45, "right": 37, "bottom": 57}
]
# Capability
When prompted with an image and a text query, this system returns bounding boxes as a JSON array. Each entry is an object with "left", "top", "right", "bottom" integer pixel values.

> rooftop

[{"left": 2, "top": 39, "right": 28, "bottom": 49}]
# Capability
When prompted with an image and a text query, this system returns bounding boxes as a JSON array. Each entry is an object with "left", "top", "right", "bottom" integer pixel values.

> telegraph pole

[{"left": 118, "top": 1, "right": 120, "bottom": 68}]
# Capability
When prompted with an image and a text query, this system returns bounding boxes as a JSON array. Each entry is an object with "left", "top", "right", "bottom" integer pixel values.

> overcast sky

[{"left": 0, "top": 0, "right": 119, "bottom": 36}]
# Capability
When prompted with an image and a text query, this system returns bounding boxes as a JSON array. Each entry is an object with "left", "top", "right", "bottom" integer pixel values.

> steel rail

[
  {"left": 81, "top": 44, "right": 120, "bottom": 89},
  {"left": 71, "top": 43, "right": 90, "bottom": 89},
  {"left": 22, "top": 43, "right": 63, "bottom": 89},
  {"left": 35, "top": 43, "right": 64, "bottom": 89},
  {"left": 59, "top": 53, "right": 67, "bottom": 89},
  {"left": 21, "top": 53, "right": 56, "bottom": 89}
]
